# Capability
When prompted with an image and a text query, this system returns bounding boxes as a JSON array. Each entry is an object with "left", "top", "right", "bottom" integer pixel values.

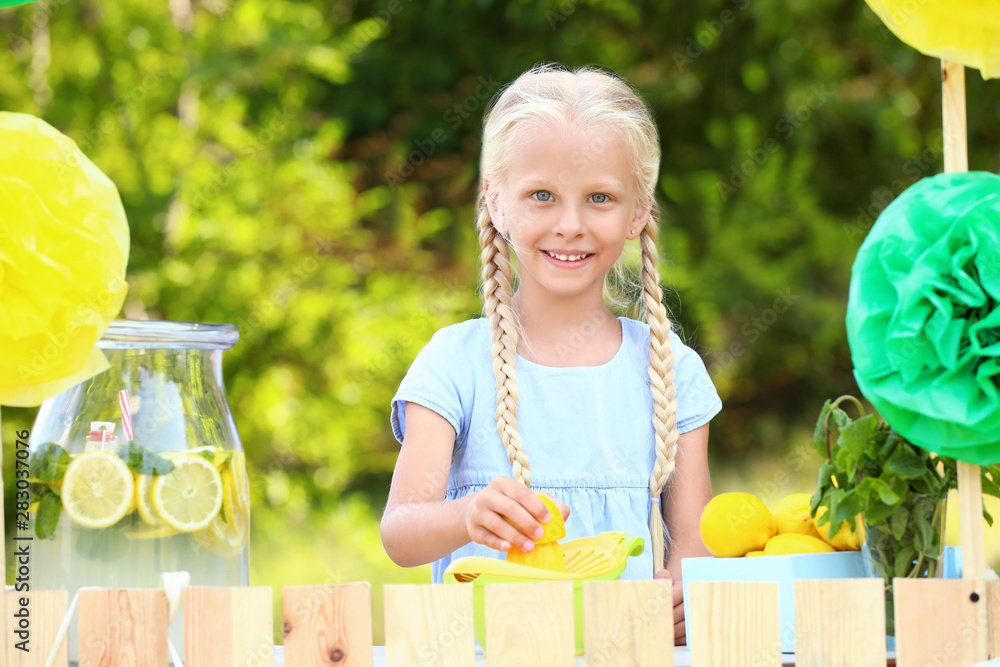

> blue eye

[
  {"left": 589, "top": 193, "right": 610, "bottom": 204},
  {"left": 532, "top": 190, "right": 554, "bottom": 202}
]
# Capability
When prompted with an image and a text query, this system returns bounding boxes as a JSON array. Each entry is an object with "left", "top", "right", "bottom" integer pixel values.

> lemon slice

[
  {"left": 135, "top": 474, "right": 165, "bottom": 527},
  {"left": 182, "top": 446, "right": 233, "bottom": 470},
  {"left": 61, "top": 451, "right": 136, "bottom": 529},
  {"left": 229, "top": 452, "right": 249, "bottom": 514},
  {"left": 152, "top": 453, "right": 223, "bottom": 532},
  {"left": 193, "top": 515, "right": 247, "bottom": 556}
]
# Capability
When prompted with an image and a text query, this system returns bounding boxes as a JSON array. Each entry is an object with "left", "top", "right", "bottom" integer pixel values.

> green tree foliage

[{"left": 2, "top": 0, "right": 998, "bottom": 639}]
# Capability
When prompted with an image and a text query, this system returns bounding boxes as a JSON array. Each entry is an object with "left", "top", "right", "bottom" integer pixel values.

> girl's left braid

[
  {"left": 477, "top": 196, "right": 531, "bottom": 487},
  {"left": 640, "top": 209, "right": 680, "bottom": 573}
]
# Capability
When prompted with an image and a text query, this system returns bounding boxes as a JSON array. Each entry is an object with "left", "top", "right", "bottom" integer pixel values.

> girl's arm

[
  {"left": 663, "top": 423, "right": 713, "bottom": 568},
  {"left": 658, "top": 422, "right": 713, "bottom": 643},
  {"left": 380, "top": 402, "right": 557, "bottom": 567}
]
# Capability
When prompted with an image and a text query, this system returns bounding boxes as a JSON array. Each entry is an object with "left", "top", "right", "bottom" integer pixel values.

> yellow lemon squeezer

[{"left": 442, "top": 494, "right": 644, "bottom": 655}]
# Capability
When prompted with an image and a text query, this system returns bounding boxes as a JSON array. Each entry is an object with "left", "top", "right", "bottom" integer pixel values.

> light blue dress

[{"left": 390, "top": 316, "right": 722, "bottom": 582}]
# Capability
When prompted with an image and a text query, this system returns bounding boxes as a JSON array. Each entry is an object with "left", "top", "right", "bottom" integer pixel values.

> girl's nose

[{"left": 553, "top": 204, "right": 585, "bottom": 237}]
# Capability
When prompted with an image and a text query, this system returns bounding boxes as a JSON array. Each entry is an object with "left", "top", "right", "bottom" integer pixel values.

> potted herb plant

[{"left": 810, "top": 395, "right": 1000, "bottom": 637}]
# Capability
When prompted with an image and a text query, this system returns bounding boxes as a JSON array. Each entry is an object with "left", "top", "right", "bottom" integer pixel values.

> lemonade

[
  {"left": 28, "top": 445, "right": 249, "bottom": 665},
  {"left": 25, "top": 320, "right": 249, "bottom": 666}
]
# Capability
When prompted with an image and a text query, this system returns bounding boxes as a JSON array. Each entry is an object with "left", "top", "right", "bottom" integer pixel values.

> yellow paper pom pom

[
  {"left": 0, "top": 112, "right": 130, "bottom": 407},
  {"left": 865, "top": 0, "right": 1000, "bottom": 79}
]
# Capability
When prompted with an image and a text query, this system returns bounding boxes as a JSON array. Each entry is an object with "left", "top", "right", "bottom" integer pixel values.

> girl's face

[{"left": 486, "top": 121, "right": 649, "bottom": 304}]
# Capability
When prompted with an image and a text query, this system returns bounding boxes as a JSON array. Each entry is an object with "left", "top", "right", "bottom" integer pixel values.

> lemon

[
  {"left": 193, "top": 514, "right": 247, "bottom": 556},
  {"left": 502, "top": 492, "right": 566, "bottom": 542},
  {"left": 184, "top": 446, "right": 233, "bottom": 470},
  {"left": 220, "top": 453, "right": 250, "bottom": 527},
  {"left": 191, "top": 451, "right": 249, "bottom": 555},
  {"left": 747, "top": 550, "right": 766, "bottom": 557},
  {"left": 152, "top": 453, "right": 223, "bottom": 532},
  {"left": 61, "top": 451, "right": 135, "bottom": 529},
  {"left": 763, "top": 533, "right": 836, "bottom": 556},
  {"left": 772, "top": 493, "right": 823, "bottom": 539},
  {"left": 813, "top": 507, "right": 862, "bottom": 551},
  {"left": 699, "top": 492, "right": 777, "bottom": 558},
  {"left": 229, "top": 452, "right": 249, "bottom": 517},
  {"left": 135, "top": 474, "right": 165, "bottom": 527},
  {"left": 536, "top": 493, "right": 566, "bottom": 543}
]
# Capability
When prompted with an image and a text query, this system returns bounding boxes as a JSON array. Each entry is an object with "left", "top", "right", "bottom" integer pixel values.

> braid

[
  {"left": 477, "top": 200, "right": 531, "bottom": 487},
  {"left": 640, "top": 209, "right": 680, "bottom": 573}
]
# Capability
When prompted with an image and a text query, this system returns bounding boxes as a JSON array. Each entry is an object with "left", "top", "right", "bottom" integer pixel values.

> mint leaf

[
  {"left": 891, "top": 506, "right": 909, "bottom": 540},
  {"left": 117, "top": 441, "right": 175, "bottom": 476},
  {"left": 35, "top": 487, "right": 62, "bottom": 540},
  {"left": 982, "top": 467, "right": 1000, "bottom": 499},
  {"left": 865, "top": 477, "right": 900, "bottom": 506},
  {"left": 812, "top": 399, "right": 834, "bottom": 457},
  {"left": 885, "top": 451, "right": 927, "bottom": 479},
  {"left": 30, "top": 443, "right": 70, "bottom": 482},
  {"left": 197, "top": 450, "right": 215, "bottom": 462},
  {"left": 840, "top": 414, "right": 877, "bottom": 459},
  {"left": 913, "top": 506, "right": 933, "bottom": 554},
  {"left": 894, "top": 545, "right": 916, "bottom": 577}
]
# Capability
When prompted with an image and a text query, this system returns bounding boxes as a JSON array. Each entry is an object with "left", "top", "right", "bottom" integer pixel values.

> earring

[{"left": 629, "top": 229, "right": 635, "bottom": 235}]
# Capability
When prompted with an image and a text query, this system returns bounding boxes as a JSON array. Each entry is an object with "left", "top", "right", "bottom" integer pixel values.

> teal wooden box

[{"left": 681, "top": 546, "right": 963, "bottom": 652}]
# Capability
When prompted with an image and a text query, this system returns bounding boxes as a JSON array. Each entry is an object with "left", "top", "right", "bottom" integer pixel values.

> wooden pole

[
  {"left": 1, "top": 406, "right": 6, "bottom": 652},
  {"left": 941, "top": 59, "right": 985, "bottom": 581}
]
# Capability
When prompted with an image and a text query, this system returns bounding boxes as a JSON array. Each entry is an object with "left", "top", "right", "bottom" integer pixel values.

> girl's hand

[
  {"left": 465, "top": 477, "right": 569, "bottom": 552},
  {"left": 654, "top": 569, "right": 686, "bottom": 645}
]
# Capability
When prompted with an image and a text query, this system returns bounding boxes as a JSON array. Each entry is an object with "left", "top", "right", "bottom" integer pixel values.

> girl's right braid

[
  {"left": 639, "top": 213, "right": 680, "bottom": 574},
  {"left": 477, "top": 203, "right": 531, "bottom": 487}
]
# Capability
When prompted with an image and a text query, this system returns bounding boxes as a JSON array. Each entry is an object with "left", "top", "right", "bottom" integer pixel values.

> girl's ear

[
  {"left": 627, "top": 197, "right": 652, "bottom": 240},
  {"left": 483, "top": 179, "right": 507, "bottom": 235}
]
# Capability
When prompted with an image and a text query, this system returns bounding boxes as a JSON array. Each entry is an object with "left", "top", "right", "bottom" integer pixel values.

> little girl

[{"left": 380, "top": 62, "right": 721, "bottom": 643}]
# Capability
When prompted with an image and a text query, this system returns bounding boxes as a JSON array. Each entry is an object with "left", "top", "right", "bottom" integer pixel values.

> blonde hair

[{"left": 476, "top": 62, "right": 680, "bottom": 574}]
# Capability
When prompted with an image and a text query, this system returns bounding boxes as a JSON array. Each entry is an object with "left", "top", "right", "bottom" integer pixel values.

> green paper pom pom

[{"left": 847, "top": 171, "right": 1000, "bottom": 465}]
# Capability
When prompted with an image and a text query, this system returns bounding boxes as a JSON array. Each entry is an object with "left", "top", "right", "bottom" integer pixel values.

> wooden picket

[
  {"left": 581, "top": 579, "right": 674, "bottom": 667},
  {"left": 793, "top": 579, "right": 886, "bottom": 667},
  {"left": 894, "top": 578, "right": 990, "bottom": 666},
  {"left": 282, "top": 583, "right": 373, "bottom": 667},
  {"left": 484, "top": 581, "right": 575, "bottom": 666},
  {"left": 6, "top": 578, "right": 1000, "bottom": 665},
  {"left": 184, "top": 586, "right": 274, "bottom": 667},
  {"left": 3, "top": 589, "right": 68, "bottom": 667},
  {"left": 77, "top": 589, "right": 169, "bottom": 667},
  {"left": 384, "top": 583, "right": 474, "bottom": 667},
  {"left": 687, "top": 580, "right": 782, "bottom": 667}
]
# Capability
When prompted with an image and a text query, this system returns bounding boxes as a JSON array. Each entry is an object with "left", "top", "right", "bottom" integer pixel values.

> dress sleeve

[
  {"left": 390, "top": 326, "right": 474, "bottom": 445},
  {"left": 669, "top": 330, "right": 723, "bottom": 434}
]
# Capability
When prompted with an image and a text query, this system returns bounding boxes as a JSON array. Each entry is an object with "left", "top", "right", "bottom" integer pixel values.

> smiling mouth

[{"left": 543, "top": 250, "right": 593, "bottom": 261}]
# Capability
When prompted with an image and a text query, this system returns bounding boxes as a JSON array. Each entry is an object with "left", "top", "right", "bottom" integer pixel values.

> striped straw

[{"left": 119, "top": 389, "right": 134, "bottom": 442}]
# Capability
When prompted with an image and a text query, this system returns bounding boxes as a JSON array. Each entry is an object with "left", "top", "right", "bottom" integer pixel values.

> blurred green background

[{"left": 3, "top": 0, "right": 999, "bottom": 644}]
